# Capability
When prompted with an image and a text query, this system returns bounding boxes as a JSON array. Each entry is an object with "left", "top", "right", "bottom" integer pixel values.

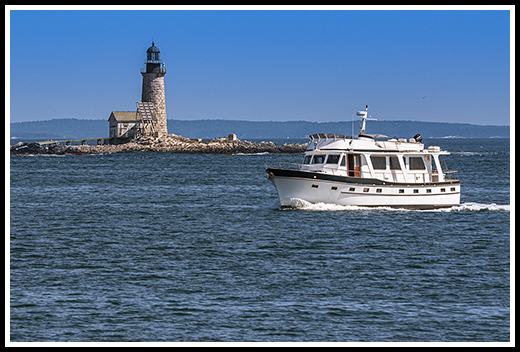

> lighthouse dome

[
  {"left": 146, "top": 41, "right": 160, "bottom": 53},
  {"left": 145, "top": 41, "right": 161, "bottom": 63}
]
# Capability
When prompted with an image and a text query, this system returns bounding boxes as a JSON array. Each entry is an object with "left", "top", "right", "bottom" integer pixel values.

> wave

[
  {"left": 454, "top": 151, "right": 508, "bottom": 156},
  {"left": 233, "top": 152, "right": 270, "bottom": 156},
  {"left": 24, "top": 154, "right": 67, "bottom": 157},
  {"left": 276, "top": 199, "right": 510, "bottom": 212},
  {"left": 438, "top": 202, "right": 510, "bottom": 212}
]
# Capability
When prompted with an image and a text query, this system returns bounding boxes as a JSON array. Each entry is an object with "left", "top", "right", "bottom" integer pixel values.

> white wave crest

[
  {"left": 234, "top": 152, "right": 270, "bottom": 156},
  {"left": 280, "top": 198, "right": 390, "bottom": 212},
  {"left": 277, "top": 199, "right": 510, "bottom": 212},
  {"left": 438, "top": 202, "right": 510, "bottom": 212}
]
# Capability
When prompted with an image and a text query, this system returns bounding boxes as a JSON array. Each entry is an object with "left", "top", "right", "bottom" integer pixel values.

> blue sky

[{"left": 7, "top": 6, "right": 512, "bottom": 125}]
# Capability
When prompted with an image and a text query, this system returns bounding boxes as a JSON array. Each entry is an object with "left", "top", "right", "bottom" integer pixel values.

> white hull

[{"left": 269, "top": 173, "right": 460, "bottom": 209}]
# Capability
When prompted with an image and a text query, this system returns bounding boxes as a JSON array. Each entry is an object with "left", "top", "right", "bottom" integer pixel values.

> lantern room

[{"left": 143, "top": 41, "right": 165, "bottom": 74}]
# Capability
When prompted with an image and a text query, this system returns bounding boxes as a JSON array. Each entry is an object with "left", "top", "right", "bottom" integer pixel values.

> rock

[
  {"left": 10, "top": 135, "right": 308, "bottom": 156},
  {"left": 10, "top": 142, "right": 45, "bottom": 155}
]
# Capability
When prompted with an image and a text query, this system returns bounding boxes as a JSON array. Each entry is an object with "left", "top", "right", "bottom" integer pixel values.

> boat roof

[
  {"left": 306, "top": 133, "right": 449, "bottom": 154},
  {"left": 306, "top": 106, "right": 450, "bottom": 155},
  {"left": 309, "top": 133, "right": 352, "bottom": 140}
]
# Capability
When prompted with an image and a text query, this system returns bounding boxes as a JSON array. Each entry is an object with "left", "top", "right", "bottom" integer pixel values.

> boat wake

[
  {"left": 277, "top": 198, "right": 510, "bottom": 212},
  {"left": 438, "top": 202, "right": 510, "bottom": 212}
]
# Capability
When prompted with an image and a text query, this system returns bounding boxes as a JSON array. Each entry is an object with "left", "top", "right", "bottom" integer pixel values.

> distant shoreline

[{"left": 10, "top": 118, "right": 511, "bottom": 140}]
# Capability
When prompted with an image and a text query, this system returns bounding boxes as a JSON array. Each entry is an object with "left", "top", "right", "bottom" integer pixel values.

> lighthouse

[{"left": 141, "top": 41, "right": 168, "bottom": 137}]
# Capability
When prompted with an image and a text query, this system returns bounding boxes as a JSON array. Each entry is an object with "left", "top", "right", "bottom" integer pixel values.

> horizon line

[{"left": 10, "top": 118, "right": 511, "bottom": 128}]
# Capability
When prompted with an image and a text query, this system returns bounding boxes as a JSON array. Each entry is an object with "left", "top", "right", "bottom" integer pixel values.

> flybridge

[
  {"left": 307, "top": 134, "right": 427, "bottom": 153},
  {"left": 309, "top": 133, "right": 352, "bottom": 140},
  {"left": 307, "top": 105, "right": 427, "bottom": 152}
]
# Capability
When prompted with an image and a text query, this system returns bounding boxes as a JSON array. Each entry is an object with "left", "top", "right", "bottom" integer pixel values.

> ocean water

[{"left": 9, "top": 138, "right": 511, "bottom": 343}]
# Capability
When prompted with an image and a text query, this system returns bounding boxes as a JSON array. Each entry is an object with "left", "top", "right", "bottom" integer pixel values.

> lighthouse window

[
  {"left": 370, "top": 156, "right": 386, "bottom": 170},
  {"left": 409, "top": 157, "right": 426, "bottom": 170},
  {"left": 326, "top": 154, "right": 340, "bottom": 164}
]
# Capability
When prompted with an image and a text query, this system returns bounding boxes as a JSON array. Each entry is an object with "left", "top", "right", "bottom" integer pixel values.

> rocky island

[{"left": 10, "top": 134, "right": 308, "bottom": 156}]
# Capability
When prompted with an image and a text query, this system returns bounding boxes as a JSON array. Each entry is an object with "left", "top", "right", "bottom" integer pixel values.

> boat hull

[{"left": 266, "top": 168, "right": 460, "bottom": 209}]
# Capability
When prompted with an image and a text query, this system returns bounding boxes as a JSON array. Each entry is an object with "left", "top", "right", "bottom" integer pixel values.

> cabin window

[
  {"left": 409, "top": 157, "right": 426, "bottom": 170},
  {"left": 303, "top": 155, "right": 312, "bottom": 164},
  {"left": 451, "top": 187, "right": 456, "bottom": 192},
  {"left": 441, "top": 188, "right": 446, "bottom": 192},
  {"left": 370, "top": 156, "right": 386, "bottom": 170},
  {"left": 331, "top": 186, "right": 338, "bottom": 191},
  {"left": 340, "top": 155, "right": 346, "bottom": 167},
  {"left": 311, "top": 184, "right": 319, "bottom": 188},
  {"left": 326, "top": 155, "right": 340, "bottom": 164},
  {"left": 376, "top": 188, "right": 382, "bottom": 193},
  {"left": 413, "top": 189, "right": 419, "bottom": 193},
  {"left": 312, "top": 155, "right": 326, "bottom": 164},
  {"left": 349, "top": 187, "right": 356, "bottom": 192},
  {"left": 389, "top": 156, "right": 400, "bottom": 170},
  {"left": 399, "top": 189, "right": 405, "bottom": 193},
  {"left": 363, "top": 188, "right": 370, "bottom": 192},
  {"left": 426, "top": 189, "right": 432, "bottom": 193}
]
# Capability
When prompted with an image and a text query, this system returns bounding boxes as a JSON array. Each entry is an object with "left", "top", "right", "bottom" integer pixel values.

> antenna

[
  {"left": 351, "top": 113, "right": 354, "bottom": 137},
  {"left": 356, "top": 105, "right": 378, "bottom": 135}
]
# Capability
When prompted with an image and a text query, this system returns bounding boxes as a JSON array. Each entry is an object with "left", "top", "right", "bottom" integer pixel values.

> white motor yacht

[{"left": 266, "top": 106, "right": 460, "bottom": 209}]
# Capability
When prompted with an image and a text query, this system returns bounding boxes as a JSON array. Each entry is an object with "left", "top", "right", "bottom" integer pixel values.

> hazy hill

[
  {"left": 10, "top": 118, "right": 510, "bottom": 140},
  {"left": 169, "top": 120, "right": 510, "bottom": 139}
]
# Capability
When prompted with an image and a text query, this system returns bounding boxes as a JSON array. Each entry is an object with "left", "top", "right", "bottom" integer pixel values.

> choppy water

[{"left": 9, "top": 138, "right": 511, "bottom": 343}]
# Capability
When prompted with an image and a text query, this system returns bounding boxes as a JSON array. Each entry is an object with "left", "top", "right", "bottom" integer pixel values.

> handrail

[
  {"left": 140, "top": 66, "right": 166, "bottom": 74},
  {"left": 38, "top": 137, "right": 112, "bottom": 146},
  {"left": 269, "top": 162, "right": 459, "bottom": 181},
  {"left": 275, "top": 162, "right": 303, "bottom": 170}
]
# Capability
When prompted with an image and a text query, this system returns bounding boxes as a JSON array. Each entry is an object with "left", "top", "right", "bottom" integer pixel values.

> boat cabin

[{"left": 300, "top": 134, "right": 455, "bottom": 184}]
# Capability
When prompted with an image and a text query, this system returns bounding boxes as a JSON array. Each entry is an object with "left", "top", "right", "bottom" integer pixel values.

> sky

[{"left": 7, "top": 6, "right": 513, "bottom": 125}]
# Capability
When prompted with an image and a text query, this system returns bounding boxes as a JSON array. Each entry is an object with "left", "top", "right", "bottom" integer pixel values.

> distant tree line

[{"left": 10, "top": 118, "right": 510, "bottom": 141}]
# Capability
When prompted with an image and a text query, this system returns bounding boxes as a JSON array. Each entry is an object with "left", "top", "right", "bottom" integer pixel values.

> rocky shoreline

[{"left": 10, "top": 134, "right": 308, "bottom": 155}]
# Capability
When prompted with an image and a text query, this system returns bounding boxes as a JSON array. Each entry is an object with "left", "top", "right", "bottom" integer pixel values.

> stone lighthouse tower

[{"left": 141, "top": 41, "right": 168, "bottom": 137}]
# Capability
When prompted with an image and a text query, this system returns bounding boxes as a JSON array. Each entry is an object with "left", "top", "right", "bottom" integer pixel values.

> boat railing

[
  {"left": 272, "top": 162, "right": 303, "bottom": 170},
  {"left": 371, "top": 169, "right": 459, "bottom": 183},
  {"left": 270, "top": 163, "right": 345, "bottom": 174},
  {"left": 443, "top": 170, "right": 459, "bottom": 181},
  {"left": 269, "top": 163, "right": 459, "bottom": 182},
  {"left": 309, "top": 133, "right": 351, "bottom": 141},
  {"left": 428, "top": 170, "right": 459, "bottom": 182},
  {"left": 438, "top": 158, "right": 458, "bottom": 181},
  {"left": 320, "top": 165, "right": 346, "bottom": 175},
  {"left": 274, "top": 163, "right": 355, "bottom": 176}
]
